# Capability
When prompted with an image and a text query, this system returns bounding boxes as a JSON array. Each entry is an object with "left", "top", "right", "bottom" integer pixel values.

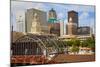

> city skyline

[
  {"left": 11, "top": 1, "right": 95, "bottom": 34},
  {"left": 10, "top": 1, "right": 95, "bottom": 66}
]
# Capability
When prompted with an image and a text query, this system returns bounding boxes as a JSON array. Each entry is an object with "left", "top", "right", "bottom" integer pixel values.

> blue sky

[{"left": 11, "top": 1, "right": 95, "bottom": 34}]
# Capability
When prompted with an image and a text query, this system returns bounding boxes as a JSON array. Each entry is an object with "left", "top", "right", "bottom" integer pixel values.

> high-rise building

[
  {"left": 16, "top": 11, "right": 25, "bottom": 32},
  {"left": 25, "top": 8, "right": 49, "bottom": 34},
  {"left": 67, "top": 10, "right": 78, "bottom": 35},
  {"left": 48, "top": 8, "right": 60, "bottom": 36},
  {"left": 60, "top": 20, "right": 64, "bottom": 36},
  {"left": 48, "top": 8, "right": 57, "bottom": 20},
  {"left": 68, "top": 11, "right": 78, "bottom": 26},
  {"left": 50, "top": 23, "right": 60, "bottom": 36}
]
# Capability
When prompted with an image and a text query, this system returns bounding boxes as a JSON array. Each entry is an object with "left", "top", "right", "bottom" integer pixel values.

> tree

[
  {"left": 80, "top": 38, "right": 95, "bottom": 52},
  {"left": 66, "top": 40, "right": 73, "bottom": 46},
  {"left": 86, "top": 38, "right": 95, "bottom": 52},
  {"left": 87, "top": 38, "right": 95, "bottom": 48},
  {"left": 71, "top": 46, "right": 79, "bottom": 54},
  {"left": 80, "top": 40, "right": 88, "bottom": 47},
  {"left": 72, "top": 39, "right": 80, "bottom": 47},
  {"left": 65, "top": 39, "right": 80, "bottom": 54}
]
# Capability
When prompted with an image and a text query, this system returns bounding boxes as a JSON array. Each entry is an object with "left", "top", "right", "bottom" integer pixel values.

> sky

[{"left": 11, "top": 1, "right": 95, "bottom": 34}]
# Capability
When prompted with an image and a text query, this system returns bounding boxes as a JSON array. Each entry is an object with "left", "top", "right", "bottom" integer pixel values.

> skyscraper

[
  {"left": 68, "top": 11, "right": 78, "bottom": 26},
  {"left": 48, "top": 8, "right": 60, "bottom": 36},
  {"left": 67, "top": 10, "right": 78, "bottom": 35},
  {"left": 25, "top": 8, "right": 49, "bottom": 34},
  {"left": 16, "top": 11, "right": 25, "bottom": 32},
  {"left": 50, "top": 23, "right": 60, "bottom": 36},
  {"left": 60, "top": 20, "right": 64, "bottom": 36},
  {"left": 48, "top": 8, "right": 57, "bottom": 20}
]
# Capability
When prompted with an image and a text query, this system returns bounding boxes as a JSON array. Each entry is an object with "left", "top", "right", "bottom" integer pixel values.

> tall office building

[
  {"left": 16, "top": 11, "right": 25, "bottom": 32},
  {"left": 50, "top": 23, "right": 60, "bottom": 36},
  {"left": 25, "top": 8, "right": 49, "bottom": 34},
  {"left": 68, "top": 11, "right": 78, "bottom": 26},
  {"left": 48, "top": 8, "right": 57, "bottom": 20},
  {"left": 48, "top": 8, "right": 60, "bottom": 36},
  {"left": 67, "top": 11, "right": 78, "bottom": 35},
  {"left": 60, "top": 20, "right": 64, "bottom": 36}
]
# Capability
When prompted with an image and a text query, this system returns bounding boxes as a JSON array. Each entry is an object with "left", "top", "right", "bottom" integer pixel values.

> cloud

[
  {"left": 58, "top": 13, "right": 64, "bottom": 19},
  {"left": 79, "top": 12, "right": 89, "bottom": 20},
  {"left": 79, "top": 16, "right": 95, "bottom": 26},
  {"left": 78, "top": 11, "right": 94, "bottom": 27},
  {"left": 68, "top": 5, "right": 94, "bottom": 13},
  {"left": 53, "top": 4, "right": 95, "bottom": 13},
  {"left": 11, "top": 1, "right": 47, "bottom": 12}
]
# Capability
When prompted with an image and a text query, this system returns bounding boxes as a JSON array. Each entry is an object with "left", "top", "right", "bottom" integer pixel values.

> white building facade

[{"left": 16, "top": 11, "right": 25, "bottom": 32}]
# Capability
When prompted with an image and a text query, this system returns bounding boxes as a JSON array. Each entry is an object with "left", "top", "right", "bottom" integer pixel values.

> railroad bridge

[{"left": 11, "top": 33, "right": 67, "bottom": 65}]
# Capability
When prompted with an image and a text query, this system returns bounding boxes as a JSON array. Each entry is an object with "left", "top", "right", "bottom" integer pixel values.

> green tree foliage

[
  {"left": 71, "top": 38, "right": 80, "bottom": 47},
  {"left": 66, "top": 40, "right": 73, "bottom": 46},
  {"left": 86, "top": 38, "right": 95, "bottom": 48},
  {"left": 80, "top": 38, "right": 95, "bottom": 48},
  {"left": 63, "top": 38, "right": 95, "bottom": 53},
  {"left": 64, "top": 38, "right": 80, "bottom": 53},
  {"left": 80, "top": 40, "right": 88, "bottom": 47},
  {"left": 71, "top": 46, "right": 79, "bottom": 53}
]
